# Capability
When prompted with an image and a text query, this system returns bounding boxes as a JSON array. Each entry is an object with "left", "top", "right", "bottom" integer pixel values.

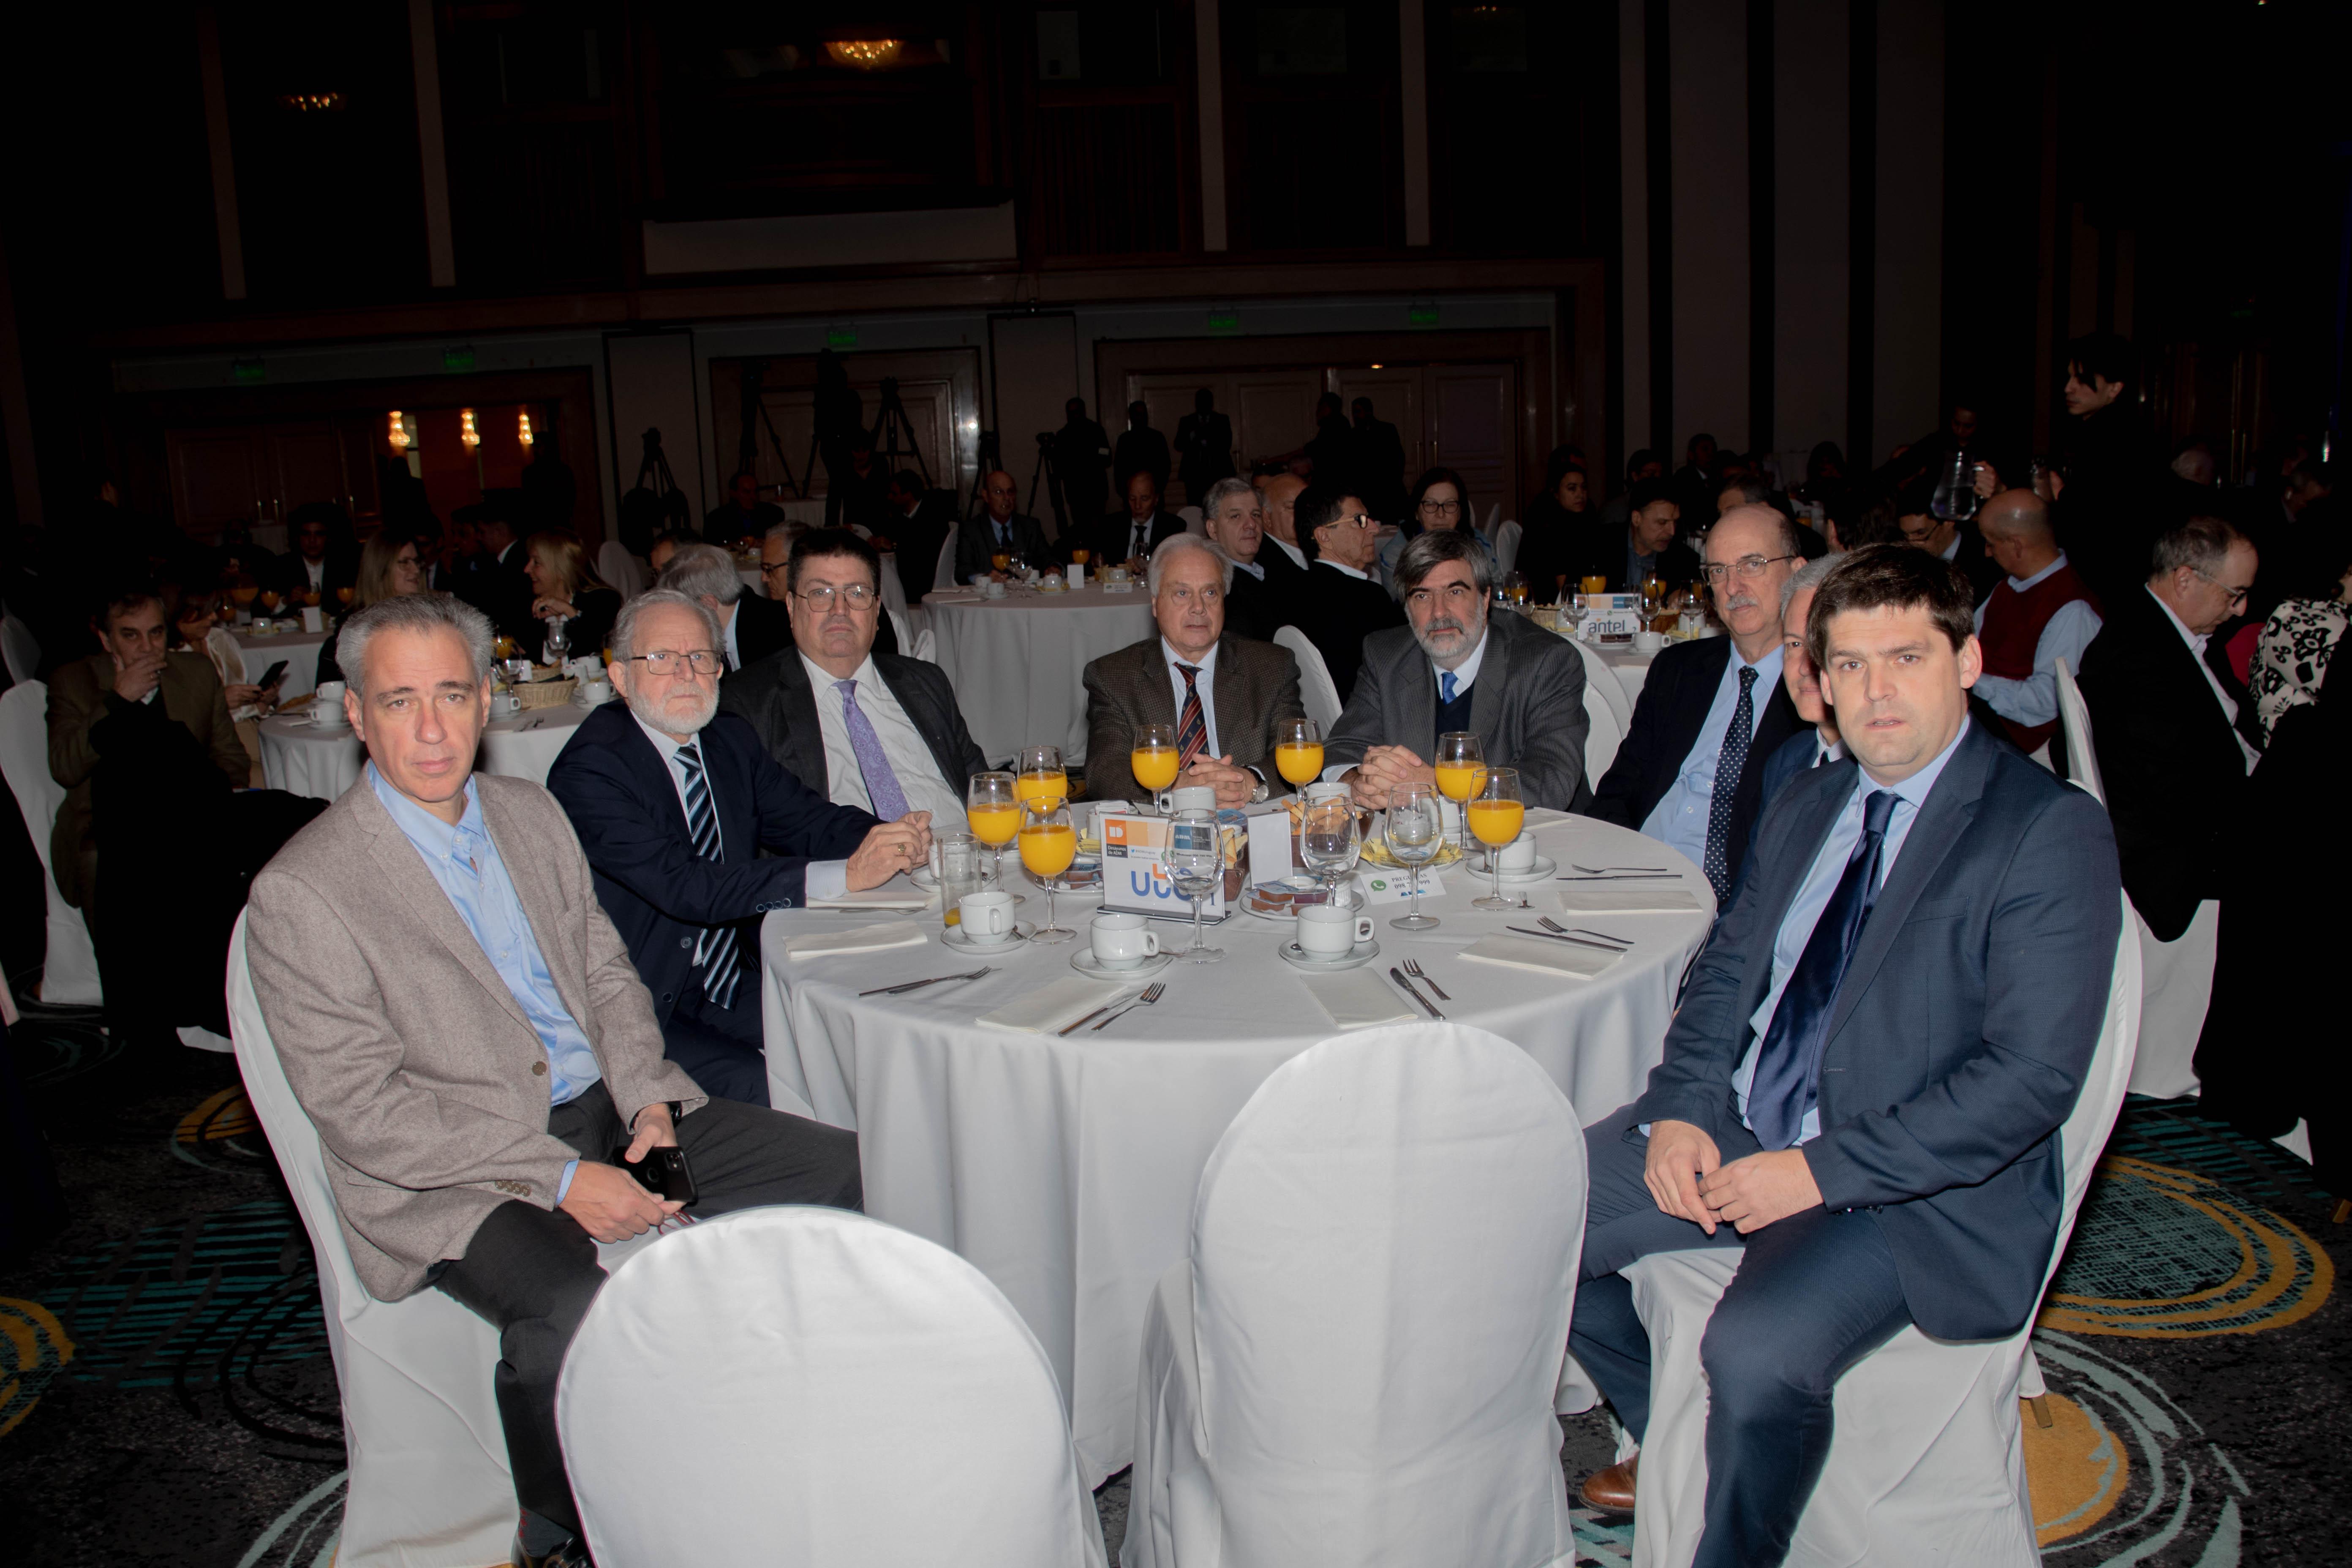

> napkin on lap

[
  {"left": 782, "top": 921, "right": 930, "bottom": 959},
  {"left": 979, "top": 975, "right": 1127, "bottom": 1035},
  {"left": 1459, "top": 933, "right": 1623, "bottom": 978},
  {"left": 1299, "top": 969, "right": 1417, "bottom": 1029},
  {"left": 1554, "top": 884, "right": 1706, "bottom": 914}
]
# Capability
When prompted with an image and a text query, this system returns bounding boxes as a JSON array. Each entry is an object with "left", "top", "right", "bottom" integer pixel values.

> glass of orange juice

[
  {"left": 1069, "top": 547, "right": 1091, "bottom": 566},
  {"left": 1016, "top": 745, "right": 1068, "bottom": 811},
  {"left": 1018, "top": 801, "right": 1078, "bottom": 944},
  {"left": 1580, "top": 574, "right": 1608, "bottom": 597},
  {"left": 1433, "top": 730, "right": 1485, "bottom": 844},
  {"left": 991, "top": 550, "right": 1010, "bottom": 575},
  {"left": 1274, "top": 717, "right": 1323, "bottom": 789},
  {"left": 1131, "top": 722, "right": 1179, "bottom": 810},
  {"left": 1467, "top": 766, "right": 1526, "bottom": 910},
  {"left": 966, "top": 770, "right": 1021, "bottom": 888}
]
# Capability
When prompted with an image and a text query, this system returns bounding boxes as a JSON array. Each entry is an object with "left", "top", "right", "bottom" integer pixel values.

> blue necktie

[
  {"left": 1745, "top": 789, "right": 1898, "bottom": 1149},
  {"left": 675, "top": 743, "right": 743, "bottom": 1010},
  {"left": 1440, "top": 672, "right": 1458, "bottom": 704},
  {"left": 1700, "top": 666, "right": 1759, "bottom": 902}
]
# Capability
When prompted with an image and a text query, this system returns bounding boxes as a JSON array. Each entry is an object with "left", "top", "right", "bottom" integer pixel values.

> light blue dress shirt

[
  {"left": 1729, "top": 719, "right": 1971, "bottom": 1143},
  {"left": 370, "top": 766, "right": 603, "bottom": 1197},
  {"left": 1639, "top": 644, "right": 1786, "bottom": 866}
]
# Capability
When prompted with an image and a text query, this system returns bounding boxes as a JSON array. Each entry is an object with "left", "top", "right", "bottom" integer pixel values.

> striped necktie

[
  {"left": 674, "top": 742, "right": 742, "bottom": 1010},
  {"left": 1175, "top": 664, "right": 1208, "bottom": 769}
]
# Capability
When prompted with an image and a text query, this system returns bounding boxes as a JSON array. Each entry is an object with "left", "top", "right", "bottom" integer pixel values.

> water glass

[
  {"left": 1383, "top": 783, "right": 1442, "bottom": 931},
  {"left": 1301, "top": 796, "right": 1362, "bottom": 909},
  {"left": 1166, "top": 808, "right": 1225, "bottom": 963},
  {"left": 932, "top": 833, "right": 983, "bottom": 932}
]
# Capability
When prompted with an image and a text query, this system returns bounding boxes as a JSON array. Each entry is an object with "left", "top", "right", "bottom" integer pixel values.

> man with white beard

[{"left": 548, "top": 589, "right": 930, "bottom": 1103}]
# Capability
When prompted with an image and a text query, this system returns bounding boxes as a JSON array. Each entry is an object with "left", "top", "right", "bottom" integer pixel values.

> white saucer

[
  {"left": 909, "top": 866, "right": 939, "bottom": 890},
  {"left": 1277, "top": 938, "right": 1381, "bottom": 972},
  {"left": 940, "top": 922, "right": 1030, "bottom": 952},
  {"left": 1071, "top": 948, "right": 1175, "bottom": 981},
  {"left": 1465, "top": 852, "right": 1557, "bottom": 882},
  {"left": 308, "top": 714, "right": 351, "bottom": 732},
  {"left": 1237, "top": 876, "right": 1323, "bottom": 923}
]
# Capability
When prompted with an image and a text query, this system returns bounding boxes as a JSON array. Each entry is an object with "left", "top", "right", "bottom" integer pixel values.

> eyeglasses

[
  {"left": 1404, "top": 583, "right": 1481, "bottom": 610},
  {"left": 1158, "top": 583, "right": 1223, "bottom": 605},
  {"left": 1700, "top": 553, "right": 1798, "bottom": 585},
  {"left": 795, "top": 583, "right": 877, "bottom": 611},
  {"left": 628, "top": 649, "right": 721, "bottom": 675},
  {"left": 1417, "top": 498, "right": 1462, "bottom": 516},
  {"left": 1318, "top": 512, "right": 1379, "bottom": 533},
  {"left": 760, "top": 557, "right": 789, "bottom": 575},
  {"left": 2191, "top": 568, "right": 2251, "bottom": 607}
]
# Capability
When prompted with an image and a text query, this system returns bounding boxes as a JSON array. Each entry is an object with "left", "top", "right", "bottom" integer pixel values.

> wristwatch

[{"left": 1249, "top": 778, "right": 1271, "bottom": 804}]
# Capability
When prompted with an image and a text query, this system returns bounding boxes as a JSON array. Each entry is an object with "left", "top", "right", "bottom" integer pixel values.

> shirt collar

[
  {"left": 1233, "top": 558, "right": 1265, "bottom": 579},
  {"left": 1435, "top": 627, "right": 1489, "bottom": 692},
  {"left": 1860, "top": 716, "right": 1971, "bottom": 808},
  {"left": 2147, "top": 585, "right": 2208, "bottom": 656},
  {"left": 1162, "top": 638, "right": 1219, "bottom": 679},
  {"left": 368, "top": 763, "right": 481, "bottom": 861},
  {"left": 800, "top": 651, "right": 882, "bottom": 696},
  {"left": 1269, "top": 536, "right": 1307, "bottom": 568},
  {"left": 2007, "top": 550, "right": 2069, "bottom": 592},
  {"left": 1938, "top": 533, "right": 1962, "bottom": 562},
  {"left": 1734, "top": 642, "right": 1786, "bottom": 681},
  {"left": 1318, "top": 558, "right": 1369, "bottom": 581},
  {"left": 632, "top": 710, "right": 708, "bottom": 765}
]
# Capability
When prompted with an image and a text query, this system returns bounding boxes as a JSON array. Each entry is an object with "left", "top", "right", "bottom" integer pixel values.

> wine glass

[
  {"left": 1016, "top": 745, "right": 1067, "bottom": 812},
  {"left": 1384, "top": 782, "right": 1442, "bottom": 931},
  {"left": 543, "top": 613, "right": 571, "bottom": 669},
  {"left": 1165, "top": 807, "right": 1226, "bottom": 963},
  {"left": 1467, "top": 766, "right": 1526, "bottom": 910},
  {"left": 1018, "top": 802, "right": 1078, "bottom": 944},
  {"left": 1274, "top": 717, "right": 1323, "bottom": 790},
  {"left": 1501, "top": 569, "right": 1530, "bottom": 608},
  {"left": 991, "top": 549, "right": 1011, "bottom": 576},
  {"left": 1130, "top": 723, "right": 1179, "bottom": 814},
  {"left": 1300, "top": 795, "right": 1362, "bottom": 909},
  {"left": 1434, "top": 730, "right": 1484, "bottom": 844},
  {"left": 966, "top": 770, "right": 1021, "bottom": 888}
]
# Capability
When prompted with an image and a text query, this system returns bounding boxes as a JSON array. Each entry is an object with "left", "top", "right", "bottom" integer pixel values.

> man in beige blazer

[
  {"left": 1082, "top": 531, "right": 1307, "bottom": 806},
  {"left": 245, "top": 593, "right": 860, "bottom": 1568}
]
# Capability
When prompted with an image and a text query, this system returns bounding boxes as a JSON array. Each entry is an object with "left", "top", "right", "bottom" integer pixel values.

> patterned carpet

[{"left": 4, "top": 1007, "right": 2345, "bottom": 1566}]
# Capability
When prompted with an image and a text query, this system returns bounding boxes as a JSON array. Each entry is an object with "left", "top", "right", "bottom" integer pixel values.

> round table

[
  {"left": 259, "top": 700, "right": 597, "bottom": 800},
  {"left": 923, "top": 584, "right": 1156, "bottom": 765},
  {"left": 757, "top": 812, "right": 1711, "bottom": 1484},
  {"left": 1593, "top": 643, "right": 1657, "bottom": 707},
  {"left": 234, "top": 626, "right": 331, "bottom": 703}
]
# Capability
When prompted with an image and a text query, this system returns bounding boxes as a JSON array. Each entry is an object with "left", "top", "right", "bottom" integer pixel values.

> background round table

[
  {"left": 233, "top": 626, "right": 330, "bottom": 703},
  {"left": 758, "top": 812, "right": 1710, "bottom": 1484},
  {"left": 259, "top": 700, "right": 597, "bottom": 800},
  {"left": 922, "top": 584, "right": 1155, "bottom": 765}
]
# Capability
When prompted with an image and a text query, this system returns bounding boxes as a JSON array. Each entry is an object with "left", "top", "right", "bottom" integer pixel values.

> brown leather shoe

[{"left": 1578, "top": 1454, "right": 1638, "bottom": 1515}]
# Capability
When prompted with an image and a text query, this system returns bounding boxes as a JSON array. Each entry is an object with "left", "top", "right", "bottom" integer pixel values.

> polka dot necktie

[
  {"left": 1700, "top": 666, "right": 1759, "bottom": 902},
  {"left": 1175, "top": 664, "right": 1208, "bottom": 770}
]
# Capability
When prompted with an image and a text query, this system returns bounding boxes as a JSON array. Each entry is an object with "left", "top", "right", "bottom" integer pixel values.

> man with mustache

[
  {"left": 1323, "top": 528, "right": 1593, "bottom": 812},
  {"left": 1591, "top": 505, "right": 1805, "bottom": 903}
]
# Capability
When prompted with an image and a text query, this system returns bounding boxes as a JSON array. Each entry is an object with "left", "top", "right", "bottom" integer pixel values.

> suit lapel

[
  {"left": 1662, "top": 639, "right": 1730, "bottom": 792},
  {"left": 1211, "top": 636, "right": 1255, "bottom": 759},
  {"left": 878, "top": 657, "right": 965, "bottom": 790},
  {"left": 1136, "top": 641, "right": 1180, "bottom": 729},
  {"left": 1466, "top": 619, "right": 1510, "bottom": 744},
  {"left": 1744, "top": 759, "right": 1857, "bottom": 1024},
  {"left": 767, "top": 655, "right": 830, "bottom": 797},
  {"left": 351, "top": 784, "right": 536, "bottom": 1037}
]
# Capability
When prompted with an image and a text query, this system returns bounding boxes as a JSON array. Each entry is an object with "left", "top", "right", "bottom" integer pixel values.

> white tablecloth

[
  {"left": 234, "top": 628, "right": 330, "bottom": 703},
  {"left": 1595, "top": 644, "right": 1656, "bottom": 707},
  {"left": 923, "top": 585, "right": 1155, "bottom": 765},
  {"left": 259, "top": 701, "right": 597, "bottom": 800},
  {"left": 759, "top": 814, "right": 1711, "bottom": 1484}
]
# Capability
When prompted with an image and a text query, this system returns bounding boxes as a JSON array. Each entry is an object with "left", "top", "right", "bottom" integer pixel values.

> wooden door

[
  {"left": 264, "top": 425, "right": 351, "bottom": 528},
  {"left": 169, "top": 431, "right": 264, "bottom": 539},
  {"left": 1426, "top": 364, "right": 1516, "bottom": 530},
  {"left": 1230, "top": 371, "right": 1323, "bottom": 474}
]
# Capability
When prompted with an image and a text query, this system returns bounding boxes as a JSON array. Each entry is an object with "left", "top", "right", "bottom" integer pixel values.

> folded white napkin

[
  {"left": 1459, "top": 933, "right": 1623, "bottom": 978},
  {"left": 782, "top": 921, "right": 930, "bottom": 959},
  {"left": 1298, "top": 969, "right": 1418, "bottom": 1029},
  {"left": 807, "top": 877, "right": 936, "bottom": 912},
  {"left": 978, "top": 974, "right": 1126, "bottom": 1034},
  {"left": 1554, "top": 884, "right": 1706, "bottom": 914}
]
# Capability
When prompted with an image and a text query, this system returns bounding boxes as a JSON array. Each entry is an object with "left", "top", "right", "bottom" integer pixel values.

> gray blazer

[
  {"left": 718, "top": 647, "right": 992, "bottom": 793},
  {"left": 1323, "top": 610, "right": 1594, "bottom": 812},
  {"left": 245, "top": 773, "right": 706, "bottom": 1301}
]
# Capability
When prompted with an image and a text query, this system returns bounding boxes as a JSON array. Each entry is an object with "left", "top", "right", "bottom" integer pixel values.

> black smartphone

[
  {"left": 611, "top": 1143, "right": 699, "bottom": 1206},
  {"left": 257, "top": 660, "right": 289, "bottom": 689}
]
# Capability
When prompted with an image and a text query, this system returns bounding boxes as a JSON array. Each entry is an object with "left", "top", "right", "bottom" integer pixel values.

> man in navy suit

[
  {"left": 1755, "top": 554, "right": 1848, "bottom": 819},
  {"left": 1567, "top": 546, "right": 2122, "bottom": 1565},
  {"left": 547, "top": 590, "right": 933, "bottom": 1105}
]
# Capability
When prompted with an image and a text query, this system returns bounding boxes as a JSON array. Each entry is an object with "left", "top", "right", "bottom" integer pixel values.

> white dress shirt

[
  {"left": 300, "top": 557, "right": 327, "bottom": 591},
  {"left": 2150, "top": 589, "right": 2259, "bottom": 773},
  {"left": 1968, "top": 553, "right": 2104, "bottom": 729},
  {"left": 1233, "top": 558, "right": 1265, "bottom": 580},
  {"left": 721, "top": 605, "right": 743, "bottom": 672},
  {"left": 1318, "top": 558, "right": 1370, "bottom": 582},
  {"left": 1639, "top": 644, "right": 1787, "bottom": 865},
  {"left": 800, "top": 654, "right": 966, "bottom": 826},
  {"left": 634, "top": 713, "right": 849, "bottom": 900},
  {"left": 1162, "top": 639, "right": 1223, "bottom": 759}
]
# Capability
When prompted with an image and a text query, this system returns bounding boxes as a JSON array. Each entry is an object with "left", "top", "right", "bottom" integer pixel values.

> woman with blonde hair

[
  {"left": 523, "top": 528, "right": 621, "bottom": 659},
  {"left": 316, "top": 530, "right": 427, "bottom": 687}
]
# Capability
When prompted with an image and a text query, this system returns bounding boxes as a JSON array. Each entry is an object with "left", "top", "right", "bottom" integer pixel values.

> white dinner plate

[
  {"left": 1070, "top": 948, "right": 1175, "bottom": 982},
  {"left": 1277, "top": 938, "right": 1382, "bottom": 972},
  {"left": 1464, "top": 852, "right": 1558, "bottom": 882},
  {"left": 939, "top": 922, "right": 1031, "bottom": 952}
]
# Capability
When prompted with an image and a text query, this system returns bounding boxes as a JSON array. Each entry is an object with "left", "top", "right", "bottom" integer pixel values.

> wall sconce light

[
  {"left": 518, "top": 411, "right": 535, "bottom": 449},
  {"left": 387, "top": 410, "right": 409, "bottom": 451},
  {"left": 459, "top": 410, "right": 481, "bottom": 452}
]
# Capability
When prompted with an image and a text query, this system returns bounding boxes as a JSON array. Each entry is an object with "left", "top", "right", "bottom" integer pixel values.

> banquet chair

[
  {"left": 1615, "top": 898, "right": 2140, "bottom": 1568},
  {"left": 227, "top": 913, "right": 659, "bottom": 1568},
  {"left": 596, "top": 540, "right": 649, "bottom": 603},
  {"left": 1271, "top": 626, "right": 1344, "bottom": 732},
  {"left": 557, "top": 1206, "right": 1108, "bottom": 1568},
  {"left": 887, "top": 607, "right": 912, "bottom": 656},
  {"left": 1565, "top": 635, "right": 1630, "bottom": 781},
  {"left": 1179, "top": 504, "right": 1205, "bottom": 535},
  {"left": 0, "top": 681, "right": 102, "bottom": 1005},
  {"left": 1124, "top": 1023, "right": 1587, "bottom": 1568},
  {"left": 2055, "top": 658, "right": 2216, "bottom": 1101},
  {"left": 2, "top": 612, "right": 40, "bottom": 685},
  {"left": 934, "top": 532, "right": 961, "bottom": 590},
  {"left": 1494, "top": 518, "right": 1523, "bottom": 577},
  {"left": 911, "top": 624, "right": 937, "bottom": 664}
]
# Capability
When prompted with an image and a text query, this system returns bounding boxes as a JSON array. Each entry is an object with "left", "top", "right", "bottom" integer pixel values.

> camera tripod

[
  {"left": 734, "top": 361, "right": 806, "bottom": 501},
  {"left": 1026, "top": 429, "right": 1069, "bottom": 532}
]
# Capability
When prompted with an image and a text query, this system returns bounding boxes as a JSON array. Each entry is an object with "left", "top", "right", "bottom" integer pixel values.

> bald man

[
  {"left": 953, "top": 470, "right": 1053, "bottom": 583},
  {"left": 1971, "top": 490, "right": 2103, "bottom": 754},
  {"left": 1252, "top": 471, "right": 1315, "bottom": 605}
]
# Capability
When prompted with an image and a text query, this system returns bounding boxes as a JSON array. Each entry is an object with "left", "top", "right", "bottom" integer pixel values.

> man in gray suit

[
  {"left": 719, "top": 528, "right": 988, "bottom": 816},
  {"left": 244, "top": 593, "right": 862, "bottom": 1568},
  {"left": 1082, "top": 532, "right": 1307, "bottom": 806},
  {"left": 1325, "top": 528, "right": 1593, "bottom": 812}
]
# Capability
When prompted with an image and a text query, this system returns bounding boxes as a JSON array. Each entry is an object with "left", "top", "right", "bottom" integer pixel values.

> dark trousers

[
  {"left": 1570, "top": 1105, "right": 1912, "bottom": 1568},
  {"left": 661, "top": 984, "right": 769, "bottom": 1107},
  {"left": 432, "top": 1081, "right": 861, "bottom": 1536}
]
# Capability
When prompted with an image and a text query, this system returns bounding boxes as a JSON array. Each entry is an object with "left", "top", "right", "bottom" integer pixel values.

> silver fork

[
  {"left": 1401, "top": 957, "right": 1451, "bottom": 1001},
  {"left": 1091, "top": 982, "right": 1166, "bottom": 1032},
  {"left": 1571, "top": 863, "right": 1668, "bottom": 874},
  {"left": 1538, "top": 917, "right": 1632, "bottom": 947}
]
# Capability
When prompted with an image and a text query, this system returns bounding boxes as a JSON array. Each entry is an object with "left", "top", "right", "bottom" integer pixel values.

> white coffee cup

[
  {"left": 1154, "top": 783, "right": 1219, "bottom": 815},
  {"left": 1632, "top": 629, "right": 1667, "bottom": 653},
  {"left": 1089, "top": 912, "right": 1161, "bottom": 968},
  {"left": 969, "top": 573, "right": 991, "bottom": 589},
  {"left": 985, "top": 579, "right": 1007, "bottom": 599},
  {"left": 1297, "top": 904, "right": 1375, "bottom": 956},
  {"left": 490, "top": 691, "right": 522, "bottom": 718},
  {"left": 1494, "top": 832, "right": 1537, "bottom": 871},
  {"left": 957, "top": 890, "right": 1017, "bottom": 942},
  {"left": 313, "top": 681, "right": 348, "bottom": 724}
]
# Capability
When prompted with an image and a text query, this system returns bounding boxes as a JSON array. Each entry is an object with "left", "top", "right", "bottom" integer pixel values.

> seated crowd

[{"left": 15, "top": 339, "right": 2340, "bottom": 1568}]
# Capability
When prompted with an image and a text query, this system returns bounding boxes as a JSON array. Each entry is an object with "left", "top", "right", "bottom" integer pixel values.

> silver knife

[
  {"left": 1389, "top": 966, "right": 1444, "bottom": 1020},
  {"left": 1508, "top": 926, "right": 1629, "bottom": 952},
  {"left": 1057, "top": 994, "right": 1134, "bottom": 1036}
]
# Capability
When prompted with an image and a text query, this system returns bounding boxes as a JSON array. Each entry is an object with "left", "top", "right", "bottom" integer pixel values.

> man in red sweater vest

[{"left": 1971, "top": 491, "right": 2103, "bottom": 753}]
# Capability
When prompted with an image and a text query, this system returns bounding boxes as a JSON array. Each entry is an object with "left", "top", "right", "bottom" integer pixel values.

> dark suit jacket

[
  {"left": 955, "top": 512, "right": 1054, "bottom": 583},
  {"left": 1081, "top": 634, "right": 1306, "bottom": 801},
  {"left": 1590, "top": 635, "right": 1804, "bottom": 890},
  {"left": 1091, "top": 511, "right": 1185, "bottom": 568},
  {"left": 1756, "top": 727, "right": 1828, "bottom": 821},
  {"left": 716, "top": 646, "right": 989, "bottom": 803},
  {"left": 1631, "top": 721, "right": 2122, "bottom": 1341},
  {"left": 545, "top": 702, "right": 877, "bottom": 1031},
  {"left": 1326, "top": 611, "right": 1594, "bottom": 811},
  {"left": 1175, "top": 411, "right": 1235, "bottom": 492},
  {"left": 273, "top": 550, "right": 359, "bottom": 605},
  {"left": 1569, "top": 530, "right": 1703, "bottom": 595},
  {"left": 887, "top": 493, "right": 957, "bottom": 601},
  {"left": 2072, "top": 584, "right": 2257, "bottom": 941},
  {"left": 730, "top": 593, "right": 796, "bottom": 673},
  {"left": 1285, "top": 561, "right": 1406, "bottom": 702},
  {"left": 457, "top": 542, "right": 537, "bottom": 646},
  {"left": 1223, "top": 563, "right": 1281, "bottom": 642}
]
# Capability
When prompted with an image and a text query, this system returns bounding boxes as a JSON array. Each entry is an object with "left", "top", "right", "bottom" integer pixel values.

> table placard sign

[
  {"left": 1359, "top": 868, "right": 1445, "bottom": 905},
  {"left": 1246, "top": 812, "right": 1293, "bottom": 885},
  {"left": 1579, "top": 592, "right": 1646, "bottom": 643},
  {"left": 1097, "top": 812, "right": 1230, "bottom": 923}
]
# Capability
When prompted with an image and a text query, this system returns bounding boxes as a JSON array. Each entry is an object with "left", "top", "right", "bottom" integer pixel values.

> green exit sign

[
  {"left": 1407, "top": 301, "right": 1440, "bottom": 329},
  {"left": 443, "top": 345, "right": 476, "bottom": 372},
  {"left": 231, "top": 358, "right": 265, "bottom": 384},
  {"left": 825, "top": 324, "right": 859, "bottom": 350},
  {"left": 1207, "top": 309, "right": 1241, "bottom": 338}
]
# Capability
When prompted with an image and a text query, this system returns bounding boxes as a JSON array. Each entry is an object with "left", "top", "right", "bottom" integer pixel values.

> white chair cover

[
  {"left": 1564, "top": 635, "right": 1629, "bottom": 783},
  {"left": 1481, "top": 501, "right": 1501, "bottom": 539},
  {"left": 934, "top": 531, "right": 962, "bottom": 590},
  {"left": 558, "top": 1206, "right": 1108, "bottom": 1568},
  {"left": 2, "top": 613, "right": 41, "bottom": 686},
  {"left": 597, "top": 540, "right": 649, "bottom": 603},
  {"left": 1494, "top": 518, "right": 1523, "bottom": 576},
  {"left": 1271, "top": 625, "right": 1343, "bottom": 732},
  {"left": 0, "top": 681, "right": 101, "bottom": 1005},
  {"left": 887, "top": 607, "right": 912, "bottom": 659},
  {"left": 1179, "top": 505, "right": 1205, "bottom": 535},
  {"left": 912, "top": 626, "right": 938, "bottom": 664},
  {"left": 1620, "top": 899, "right": 2141, "bottom": 1568},
  {"left": 1124, "top": 1024, "right": 1586, "bottom": 1568},
  {"left": 2054, "top": 659, "right": 2213, "bottom": 1100}
]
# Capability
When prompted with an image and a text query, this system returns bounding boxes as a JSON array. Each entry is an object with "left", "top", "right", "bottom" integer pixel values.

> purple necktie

[{"left": 838, "top": 680, "right": 910, "bottom": 821}]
